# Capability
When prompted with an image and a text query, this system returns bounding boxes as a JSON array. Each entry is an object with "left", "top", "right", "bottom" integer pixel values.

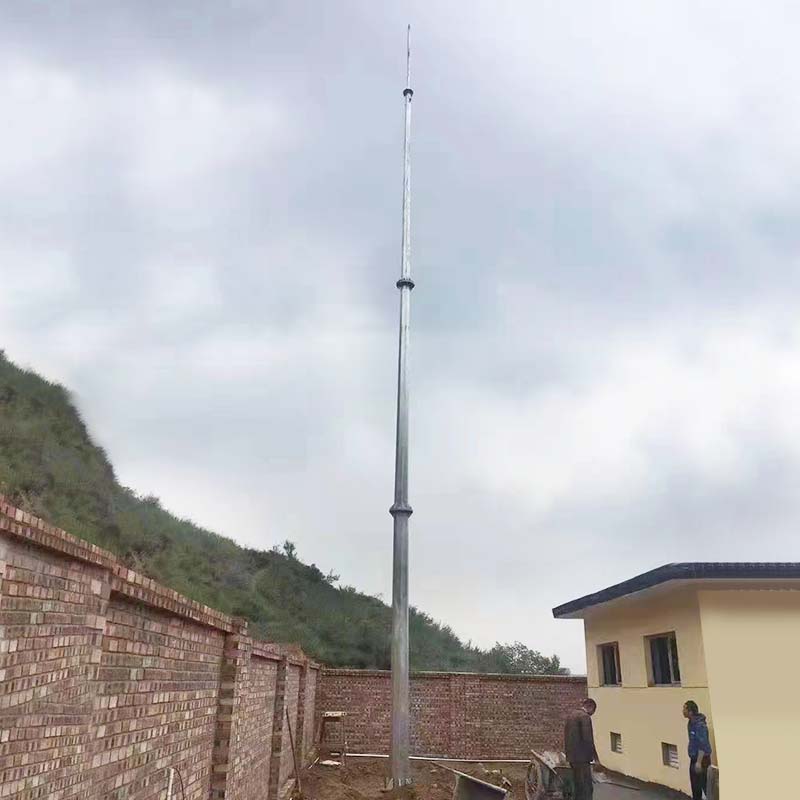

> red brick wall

[
  {"left": 319, "top": 669, "right": 588, "bottom": 758},
  {"left": 0, "top": 537, "right": 108, "bottom": 800},
  {"left": 93, "top": 598, "right": 225, "bottom": 799},
  {"left": 302, "top": 667, "right": 319, "bottom": 762},
  {"left": 0, "top": 496, "right": 318, "bottom": 800},
  {"left": 278, "top": 663, "right": 302, "bottom": 790},
  {"left": 227, "top": 653, "right": 279, "bottom": 800}
]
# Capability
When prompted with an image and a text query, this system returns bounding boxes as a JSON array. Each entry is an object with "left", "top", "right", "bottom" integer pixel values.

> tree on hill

[{"left": 480, "top": 641, "right": 569, "bottom": 675}]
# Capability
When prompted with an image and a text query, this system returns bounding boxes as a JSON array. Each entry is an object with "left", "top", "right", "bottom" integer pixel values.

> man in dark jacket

[
  {"left": 683, "top": 701, "right": 712, "bottom": 800},
  {"left": 564, "top": 698, "right": 600, "bottom": 800}
]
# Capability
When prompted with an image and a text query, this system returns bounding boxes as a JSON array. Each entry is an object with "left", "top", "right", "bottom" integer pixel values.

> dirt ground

[
  {"left": 297, "top": 757, "right": 528, "bottom": 800},
  {"left": 296, "top": 757, "right": 686, "bottom": 800}
]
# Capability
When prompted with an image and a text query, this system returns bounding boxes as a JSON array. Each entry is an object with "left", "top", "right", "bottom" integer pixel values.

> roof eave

[{"left": 552, "top": 562, "right": 800, "bottom": 619}]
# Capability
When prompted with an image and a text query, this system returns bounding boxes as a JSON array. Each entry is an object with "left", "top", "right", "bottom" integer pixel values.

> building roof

[{"left": 552, "top": 562, "right": 800, "bottom": 619}]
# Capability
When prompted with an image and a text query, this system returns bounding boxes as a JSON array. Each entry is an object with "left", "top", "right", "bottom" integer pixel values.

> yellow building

[{"left": 553, "top": 562, "right": 800, "bottom": 799}]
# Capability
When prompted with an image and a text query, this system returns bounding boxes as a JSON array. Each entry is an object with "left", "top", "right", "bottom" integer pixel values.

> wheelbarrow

[
  {"left": 526, "top": 752, "right": 640, "bottom": 799},
  {"left": 525, "top": 751, "right": 574, "bottom": 800}
]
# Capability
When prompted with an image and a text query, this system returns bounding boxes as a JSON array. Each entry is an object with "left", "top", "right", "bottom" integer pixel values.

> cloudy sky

[{"left": 5, "top": 1, "right": 800, "bottom": 671}]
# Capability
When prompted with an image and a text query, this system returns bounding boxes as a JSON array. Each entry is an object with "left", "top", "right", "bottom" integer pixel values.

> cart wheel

[{"left": 525, "top": 760, "right": 546, "bottom": 800}]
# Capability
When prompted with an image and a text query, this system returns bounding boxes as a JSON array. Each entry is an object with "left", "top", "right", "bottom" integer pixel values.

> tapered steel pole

[{"left": 389, "top": 24, "right": 414, "bottom": 789}]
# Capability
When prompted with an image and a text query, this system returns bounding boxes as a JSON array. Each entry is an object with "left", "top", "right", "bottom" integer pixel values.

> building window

[
  {"left": 646, "top": 632, "right": 681, "bottom": 685},
  {"left": 610, "top": 732, "right": 623, "bottom": 753},
  {"left": 598, "top": 642, "right": 622, "bottom": 686},
  {"left": 662, "top": 742, "right": 679, "bottom": 769}
]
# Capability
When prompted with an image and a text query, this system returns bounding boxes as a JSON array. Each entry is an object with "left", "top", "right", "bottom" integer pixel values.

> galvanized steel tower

[{"left": 389, "top": 24, "right": 414, "bottom": 789}]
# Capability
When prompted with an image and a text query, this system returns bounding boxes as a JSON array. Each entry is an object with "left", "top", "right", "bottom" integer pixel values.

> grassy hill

[{"left": 0, "top": 350, "right": 567, "bottom": 673}]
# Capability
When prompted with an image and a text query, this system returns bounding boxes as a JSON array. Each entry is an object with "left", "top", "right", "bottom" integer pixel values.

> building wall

[
  {"left": 583, "top": 587, "right": 713, "bottom": 793},
  {"left": 0, "top": 496, "right": 318, "bottom": 800},
  {"left": 319, "top": 669, "right": 587, "bottom": 758},
  {"left": 698, "top": 589, "right": 800, "bottom": 800}
]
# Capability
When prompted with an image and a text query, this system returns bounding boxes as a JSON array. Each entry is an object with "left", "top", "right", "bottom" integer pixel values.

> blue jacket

[{"left": 687, "top": 713, "right": 712, "bottom": 759}]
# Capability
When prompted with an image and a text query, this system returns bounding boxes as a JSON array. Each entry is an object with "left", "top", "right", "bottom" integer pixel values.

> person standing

[
  {"left": 564, "top": 698, "right": 600, "bottom": 800},
  {"left": 683, "top": 701, "right": 712, "bottom": 800}
]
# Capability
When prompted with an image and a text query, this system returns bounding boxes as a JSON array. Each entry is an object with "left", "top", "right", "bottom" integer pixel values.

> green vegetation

[{"left": 0, "top": 350, "right": 567, "bottom": 673}]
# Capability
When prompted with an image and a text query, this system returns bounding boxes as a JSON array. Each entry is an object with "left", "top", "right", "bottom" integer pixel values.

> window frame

[
  {"left": 645, "top": 632, "right": 681, "bottom": 686},
  {"left": 597, "top": 641, "right": 622, "bottom": 686}
]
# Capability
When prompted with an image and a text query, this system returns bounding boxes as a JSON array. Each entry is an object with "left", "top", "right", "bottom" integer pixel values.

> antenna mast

[{"left": 389, "top": 24, "right": 414, "bottom": 789}]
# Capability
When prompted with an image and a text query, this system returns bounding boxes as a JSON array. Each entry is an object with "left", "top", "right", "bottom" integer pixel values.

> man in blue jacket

[{"left": 683, "top": 701, "right": 712, "bottom": 800}]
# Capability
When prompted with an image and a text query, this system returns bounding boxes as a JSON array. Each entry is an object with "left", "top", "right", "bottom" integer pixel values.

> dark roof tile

[{"left": 552, "top": 562, "right": 800, "bottom": 618}]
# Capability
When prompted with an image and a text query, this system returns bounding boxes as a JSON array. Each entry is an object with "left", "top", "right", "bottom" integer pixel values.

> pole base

[{"left": 381, "top": 777, "right": 416, "bottom": 797}]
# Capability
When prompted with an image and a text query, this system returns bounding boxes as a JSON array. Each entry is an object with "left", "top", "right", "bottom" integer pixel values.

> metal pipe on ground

[{"left": 343, "top": 753, "right": 531, "bottom": 764}]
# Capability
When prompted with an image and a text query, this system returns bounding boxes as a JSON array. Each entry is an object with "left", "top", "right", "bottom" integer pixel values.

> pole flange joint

[
  {"left": 396, "top": 277, "right": 415, "bottom": 290},
  {"left": 403, "top": 88, "right": 414, "bottom": 98},
  {"left": 389, "top": 503, "right": 414, "bottom": 516}
]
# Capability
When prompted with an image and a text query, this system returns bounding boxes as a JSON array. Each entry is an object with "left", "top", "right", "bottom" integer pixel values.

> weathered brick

[
  {"left": 0, "top": 496, "right": 318, "bottom": 800},
  {"left": 318, "top": 669, "right": 587, "bottom": 758}
]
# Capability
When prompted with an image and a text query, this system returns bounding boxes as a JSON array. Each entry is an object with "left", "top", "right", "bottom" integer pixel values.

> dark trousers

[
  {"left": 689, "top": 756, "right": 710, "bottom": 800},
  {"left": 570, "top": 762, "right": 593, "bottom": 800}
]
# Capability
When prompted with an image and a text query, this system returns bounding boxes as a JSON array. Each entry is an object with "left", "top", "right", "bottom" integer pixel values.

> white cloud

[
  {"left": 0, "top": 241, "right": 74, "bottom": 300},
  {"left": 422, "top": 305, "right": 800, "bottom": 514},
  {"left": 119, "top": 70, "right": 292, "bottom": 204},
  {"left": 0, "top": 58, "right": 88, "bottom": 179},
  {"left": 7, "top": 1, "right": 800, "bottom": 673},
  {"left": 141, "top": 258, "right": 222, "bottom": 323}
]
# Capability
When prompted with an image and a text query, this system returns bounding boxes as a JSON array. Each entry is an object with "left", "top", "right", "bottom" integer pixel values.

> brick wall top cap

[
  {"left": 321, "top": 668, "right": 587, "bottom": 682},
  {"left": 251, "top": 641, "right": 318, "bottom": 668},
  {"left": 0, "top": 494, "right": 240, "bottom": 634},
  {"left": 109, "top": 563, "right": 240, "bottom": 632},
  {"left": 250, "top": 642, "right": 286, "bottom": 662}
]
